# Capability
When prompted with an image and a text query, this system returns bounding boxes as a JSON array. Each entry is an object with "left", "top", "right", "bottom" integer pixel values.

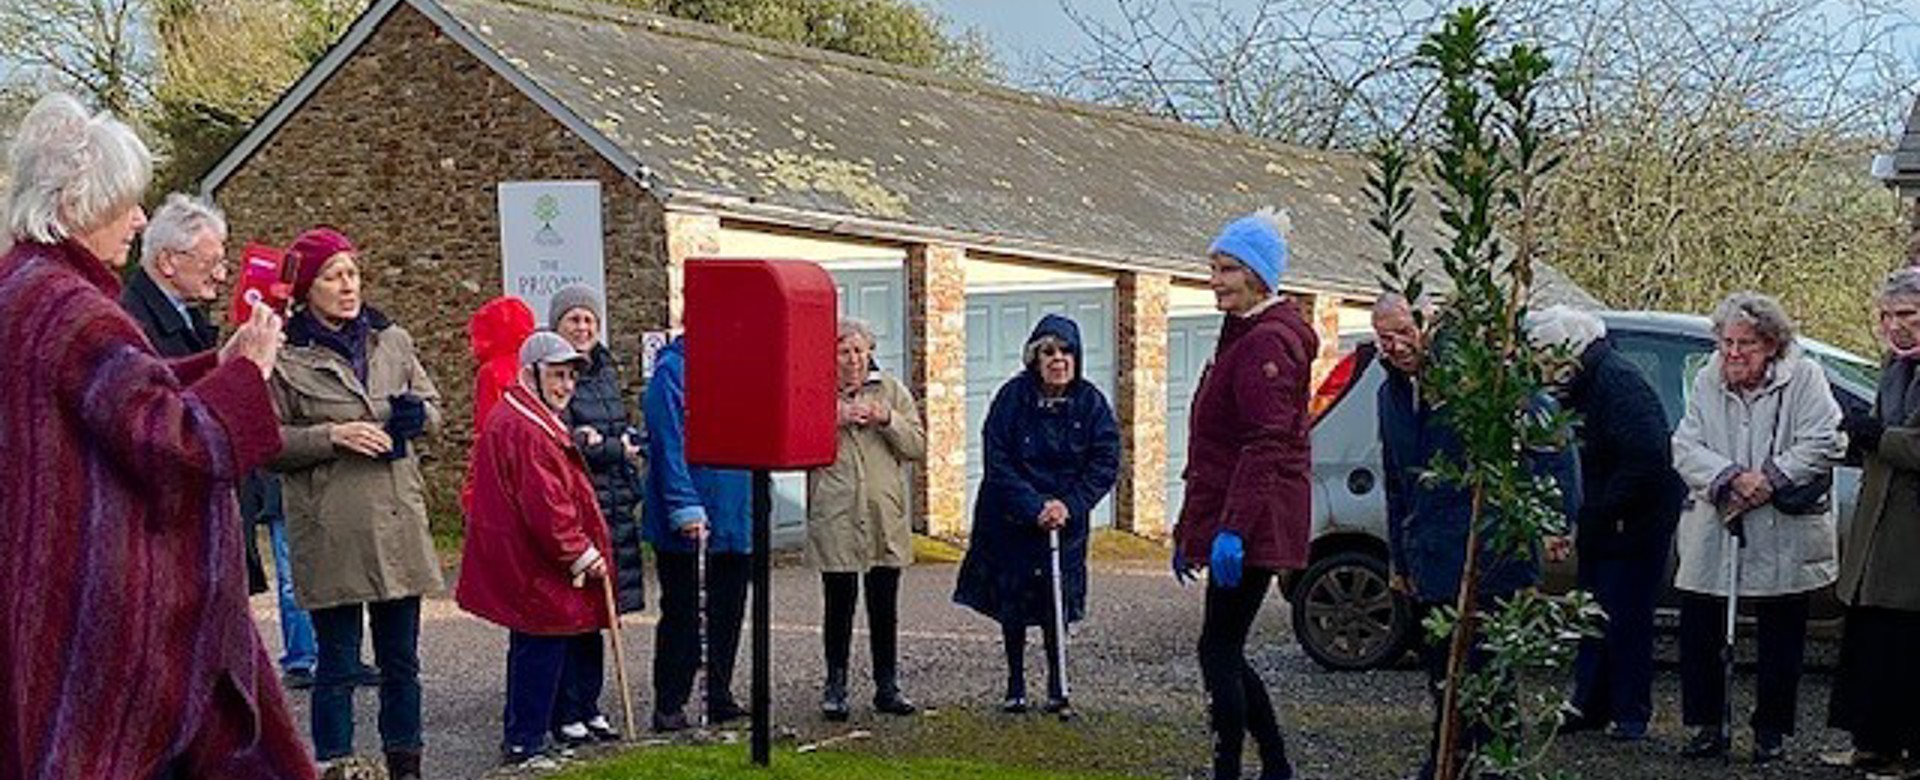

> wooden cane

[{"left": 600, "top": 574, "right": 637, "bottom": 740}]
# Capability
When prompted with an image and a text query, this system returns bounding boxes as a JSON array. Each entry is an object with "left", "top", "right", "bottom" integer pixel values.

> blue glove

[
  {"left": 1210, "top": 531, "right": 1244, "bottom": 589},
  {"left": 386, "top": 393, "right": 427, "bottom": 440},
  {"left": 1172, "top": 548, "right": 1197, "bottom": 585}
]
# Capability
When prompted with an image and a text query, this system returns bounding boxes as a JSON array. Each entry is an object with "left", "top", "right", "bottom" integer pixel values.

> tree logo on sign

[{"left": 533, "top": 193, "right": 564, "bottom": 247}]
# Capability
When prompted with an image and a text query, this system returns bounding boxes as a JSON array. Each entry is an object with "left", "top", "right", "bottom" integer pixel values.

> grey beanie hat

[{"left": 548, "top": 283, "right": 602, "bottom": 330}]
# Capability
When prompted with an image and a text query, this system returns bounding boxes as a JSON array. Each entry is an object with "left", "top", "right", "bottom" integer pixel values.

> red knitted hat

[{"left": 286, "top": 226, "right": 357, "bottom": 303}]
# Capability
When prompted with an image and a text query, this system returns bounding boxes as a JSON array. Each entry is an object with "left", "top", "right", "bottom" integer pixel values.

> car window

[
  {"left": 1803, "top": 340, "right": 1880, "bottom": 393},
  {"left": 1608, "top": 332, "right": 1710, "bottom": 429}
]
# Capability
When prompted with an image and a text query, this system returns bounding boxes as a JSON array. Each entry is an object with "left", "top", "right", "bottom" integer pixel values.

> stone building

[{"left": 202, "top": 0, "right": 1596, "bottom": 540}]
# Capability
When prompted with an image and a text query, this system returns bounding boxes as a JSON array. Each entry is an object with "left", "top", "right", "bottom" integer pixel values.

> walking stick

[
  {"left": 1721, "top": 511, "right": 1747, "bottom": 763},
  {"left": 599, "top": 573, "right": 637, "bottom": 740},
  {"left": 1048, "top": 527, "right": 1071, "bottom": 702},
  {"left": 696, "top": 529, "right": 710, "bottom": 729}
]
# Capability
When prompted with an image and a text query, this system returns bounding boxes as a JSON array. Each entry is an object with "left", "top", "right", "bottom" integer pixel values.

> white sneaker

[{"left": 555, "top": 721, "right": 591, "bottom": 745}]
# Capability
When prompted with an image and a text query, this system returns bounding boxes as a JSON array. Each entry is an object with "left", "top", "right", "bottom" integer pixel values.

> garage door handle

[{"left": 1347, "top": 469, "right": 1375, "bottom": 496}]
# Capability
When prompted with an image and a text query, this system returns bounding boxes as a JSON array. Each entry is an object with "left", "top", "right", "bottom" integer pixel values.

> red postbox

[
  {"left": 682, "top": 257, "right": 838, "bottom": 767},
  {"left": 683, "top": 258, "right": 837, "bottom": 469}
]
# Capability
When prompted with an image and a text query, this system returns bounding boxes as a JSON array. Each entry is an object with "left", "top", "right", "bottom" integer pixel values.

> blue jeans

[
  {"left": 245, "top": 473, "right": 317, "bottom": 672},
  {"left": 311, "top": 598, "right": 423, "bottom": 760},
  {"left": 267, "top": 520, "right": 317, "bottom": 672},
  {"left": 505, "top": 632, "right": 604, "bottom": 752}
]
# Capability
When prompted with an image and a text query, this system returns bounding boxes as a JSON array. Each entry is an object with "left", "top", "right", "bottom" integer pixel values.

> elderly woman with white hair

[
  {"left": 0, "top": 93, "right": 310, "bottom": 777},
  {"left": 1827, "top": 268, "right": 1920, "bottom": 773},
  {"left": 1528, "top": 306, "right": 1685, "bottom": 743},
  {"left": 806, "top": 317, "right": 926, "bottom": 720},
  {"left": 1670, "top": 291, "right": 1843, "bottom": 763}
]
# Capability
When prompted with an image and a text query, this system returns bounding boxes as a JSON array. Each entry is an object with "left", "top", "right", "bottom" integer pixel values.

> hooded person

[
  {"left": 953, "top": 313, "right": 1120, "bottom": 719},
  {"left": 469, "top": 295, "right": 537, "bottom": 433},
  {"left": 457, "top": 330, "right": 618, "bottom": 768},
  {"left": 1171, "top": 208, "right": 1316, "bottom": 780}
]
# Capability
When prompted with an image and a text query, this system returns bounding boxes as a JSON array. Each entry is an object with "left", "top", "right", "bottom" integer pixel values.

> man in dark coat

[
  {"left": 1374, "top": 295, "right": 1579, "bottom": 780},
  {"left": 954, "top": 314, "right": 1120, "bottom": 717},
  {"left": 1529, "top": 306, "right": 1684, "bottom": 741},
  {"left": 119, "top": 195, "right": 268, "bottom": 594}
]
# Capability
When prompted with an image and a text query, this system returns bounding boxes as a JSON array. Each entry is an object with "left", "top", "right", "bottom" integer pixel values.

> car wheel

[{"left": 1291, "top": 550, "right": 1414, "bottom": 671}]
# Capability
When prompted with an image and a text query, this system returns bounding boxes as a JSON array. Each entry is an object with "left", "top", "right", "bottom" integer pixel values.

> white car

[{"left": 1287, "top": 311, "right": 1879, "bottom": 671}]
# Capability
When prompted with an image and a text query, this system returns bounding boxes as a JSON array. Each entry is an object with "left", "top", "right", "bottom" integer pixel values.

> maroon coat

[
  {"left": 457, "top": 384, "right": 615, "bottom": 635},
  {"left": 0, "top": 240, "right": 312, "bottom": 779},
  {"left": 1173, "top": 298, "right": 1319, "bottom": 572}
]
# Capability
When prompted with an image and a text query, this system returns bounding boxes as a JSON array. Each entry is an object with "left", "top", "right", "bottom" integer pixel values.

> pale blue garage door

[
  {"left": 1165, "top": 313, "right": 1222, "bottom": 524},
  {"left": 963, "top": 287, "right": 1116, "bottom": 529},
  {"left": 770, "top": 267, "right": 906, "bottom": 546}
]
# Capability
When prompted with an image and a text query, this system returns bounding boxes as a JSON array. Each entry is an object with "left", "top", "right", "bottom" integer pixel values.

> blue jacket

[
  {"left": 953, "top": 315, "right": 1120, "bottom": 626},
  {"left": 1378, "top": 365, "right": 1581, "bottom": 605},
  {"left": 641, "top": 337, "right": 752, "bottom": 555}
]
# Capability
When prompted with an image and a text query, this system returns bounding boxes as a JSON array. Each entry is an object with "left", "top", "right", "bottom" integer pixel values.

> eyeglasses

[
  {"left": 168, "top": 247, "right": 230, "bottom": 272},
  {"left": 1037, "top": 345, "right": 1071, "bottom": 358}
]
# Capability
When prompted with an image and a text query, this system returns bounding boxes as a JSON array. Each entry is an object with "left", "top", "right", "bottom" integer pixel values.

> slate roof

[{"left": 212, "top": 0, "right": 1600, "bottom": 305}]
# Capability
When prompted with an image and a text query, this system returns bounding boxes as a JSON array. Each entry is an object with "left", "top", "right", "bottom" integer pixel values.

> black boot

[
  {"left": 384, "top": 749, "right": 423, "bottom": 780},
  {"left": 873, "top": 666, "right": 917, "bottom": 716},
  {"left": 821, "top": 666, "right": 850, "bottom": 722}
]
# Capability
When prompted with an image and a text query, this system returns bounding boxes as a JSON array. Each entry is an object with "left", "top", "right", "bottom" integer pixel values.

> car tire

[{"left": 1291, "top": 550, "right": 1415, "bottom": 671}]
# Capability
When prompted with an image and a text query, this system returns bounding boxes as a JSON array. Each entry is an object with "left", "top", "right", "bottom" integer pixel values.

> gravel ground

[{"left": 252, "top": 560, "right": 1859, "bottom": 780}]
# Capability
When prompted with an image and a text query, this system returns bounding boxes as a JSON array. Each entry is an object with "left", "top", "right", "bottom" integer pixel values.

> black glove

[
  {"left": 1843, "top": 412, "right": 1885, "bottom": 458},
  {"left": 387, "top": 393, "right": 427, "bottom": 441}
]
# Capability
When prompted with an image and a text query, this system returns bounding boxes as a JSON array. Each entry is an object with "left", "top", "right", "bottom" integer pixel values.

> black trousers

[
  {"left": 1412, "top": 600, "right": 1497, "bottom": 780},
  {"left": 1829, "top": 605, "right": 1920, "bottom": 755},
  {"left": 1678, "top": 591, "right": 1810, "bottom": 735},
  {"left": 821, "top": 567, "right": 902, "bottom": 687},
  {"left": 1198, "top": 569, "right": 1290, "bottom": 780},
  {"left": 652, "top": 550, "right": 750, "bottom": 716},
  {"left": 1001, "top": 605, "right": 1064, "bottom": 701},
  {"left": 1569, "top": 544, "right": 1669, "bottom": 728}
]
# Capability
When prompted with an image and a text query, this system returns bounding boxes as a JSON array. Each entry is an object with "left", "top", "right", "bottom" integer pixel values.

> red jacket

[
  {"left": 1173, "top": 298, "right": 1319, "bottom": 571},
  {"left": 457, "top": 384, "right": 615, "bottom": 635},
  {"left": 0, "top": 240, "right": 312, "bottom": 778},
  {"left": 468, "top": 296, "right": 535, "bottom": 432}
]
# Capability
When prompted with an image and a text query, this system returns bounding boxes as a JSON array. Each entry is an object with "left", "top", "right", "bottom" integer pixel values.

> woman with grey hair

[
  {"left": 806, "top": 317, "right": 926, "bottom": 720},
  {"left": 0, "top": 92, "right": 310, "bottom": 777},
  {"left": 1826, "top": 268, "right": 1920, "bottom": 772},
  {"left": 1528, "top": 306, "right": 1685, "bottom": 742},
  {"left": 955, "top": 314, "right": 1120, "bottom": 719},
  {"left": 1670, "top": 291, "right": 1843, "bottom": 762}
]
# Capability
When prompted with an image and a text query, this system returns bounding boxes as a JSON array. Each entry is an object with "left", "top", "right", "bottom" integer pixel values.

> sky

[{"left": 923, "top": 0, "right": 1269, "bottom": 82}]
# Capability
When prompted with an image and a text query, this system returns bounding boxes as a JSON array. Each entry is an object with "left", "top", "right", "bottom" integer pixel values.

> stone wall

[
  {"left": 212, "top": 4, "right": 671, "bottom": 527},
  {"left": 907, "top": 244, "right": 968, "bottom": 538},
  {"left": 1115, "top": 272, "right": 1171, "bottom": 537}
]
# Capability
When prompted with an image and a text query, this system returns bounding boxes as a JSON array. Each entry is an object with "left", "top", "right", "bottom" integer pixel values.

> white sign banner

[{"left": 498, "top": 180, "right": 608, "bottom": 335}]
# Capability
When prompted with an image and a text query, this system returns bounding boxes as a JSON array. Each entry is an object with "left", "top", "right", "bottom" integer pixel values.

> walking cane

[
  {"left": 1048, "top": 527, "right": 1071, "bottom": 703},
  {"left": 1721, "top": 510, "right": 1747, "bottom": 763},
  {"left": 599, "top": 573, "right": 637, "bottom": 740},
  {"left": 696, "top": 529, "right": 710, "bottom": 729}
]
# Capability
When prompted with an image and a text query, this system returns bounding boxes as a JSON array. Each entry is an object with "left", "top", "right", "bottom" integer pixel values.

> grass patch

[
  {"left": 554, "top": 744, "right": 1139, "bottom": 780},
  {"left": 1089, "top": 529, "right": 1167, "bottom": 561},
  {"left": 913, "top": 534, "right": 965, "bottom": 564}
]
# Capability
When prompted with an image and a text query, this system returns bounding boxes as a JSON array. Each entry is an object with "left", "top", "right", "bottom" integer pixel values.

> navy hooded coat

[{"left": 953, "top": 315, "right": 1120, "bottom": 626}]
